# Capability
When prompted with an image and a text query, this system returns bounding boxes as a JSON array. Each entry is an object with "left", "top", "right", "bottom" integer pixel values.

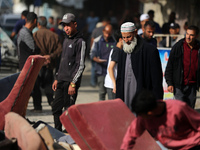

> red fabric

[
  {"left": 121, "top": 100, "right": 200, "bottom": 150},
  {"left": 183, "top": 40, "right": 199, "bottom": 85},
  {"left": 60, "top": 99, "right": 161, "bottom": 150},
  {"left": 0, "top": 55, "right": 45, "bottom": 130}
]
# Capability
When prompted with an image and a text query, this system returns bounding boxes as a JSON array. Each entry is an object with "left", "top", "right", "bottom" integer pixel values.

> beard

[{"left": 123, "top": 37, "right": 137, "bottom": 54}]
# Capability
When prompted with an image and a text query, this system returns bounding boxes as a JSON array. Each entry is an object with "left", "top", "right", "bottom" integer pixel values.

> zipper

[{"left": 186, "top": 48, "right": 192, "bottom": 85}]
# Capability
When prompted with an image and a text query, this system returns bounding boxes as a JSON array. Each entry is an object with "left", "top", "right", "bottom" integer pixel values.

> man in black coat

[
  {"left": 165, "top": 25, "right": 200, "bottom": 108},
  {"left": 116, "top": 22, "right": 163, "bottom": 110}
]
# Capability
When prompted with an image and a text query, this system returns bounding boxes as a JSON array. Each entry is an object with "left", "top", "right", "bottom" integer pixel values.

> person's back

[
  {"left": 121, "top": 90, "right": 200, "bottom": 150},
  {"left": 33, "top": 24, "right": 62, "bottom": 68}
]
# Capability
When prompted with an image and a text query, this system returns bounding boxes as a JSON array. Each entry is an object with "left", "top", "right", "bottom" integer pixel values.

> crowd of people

[{"left": 9, "top": 9, "right": 200, "bottom": 150}]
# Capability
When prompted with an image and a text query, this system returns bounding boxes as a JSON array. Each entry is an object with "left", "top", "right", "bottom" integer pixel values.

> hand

[
  {"left": 112, "top": 88, "right": 116, "bottom": 94},
  {"left": 167, "top": 86, "right": 174, "bottom": 93},
  {"left": 93, "top": 57, "right": 107, "bottom": 63},
  {"left": 113, "top": 84, "right": 116, "bottom": 94},
  {"left": 116, "top": 38, "right": 123, "bottom": 49},
  {"left": 99, "top": 58, "right": 107, "bottom": 63},
  {"left": 43, "top": 55, "right": 51, "bottom": 65},
  {"left": 52, "top": 80, "right": 58, "bottom": 91},
  {"left": 68, "top": 84, "right": 76, "bottom": 95}
]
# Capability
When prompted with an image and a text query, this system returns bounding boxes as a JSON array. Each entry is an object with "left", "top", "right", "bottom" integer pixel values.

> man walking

[
  {"left": 52, "top": 13, "right": 86, "bottom": 131},
  {"left": 90, "top": 24, "right": 116, "bottom": 100},
  {"left": 116, "top": 22, "right": 163, "bottom": 110},
  {"left": 33, "top": 16, "right": 62, "bottom": 110},
  {"left": 141, "top": 20, "right": 157, "bottom": 47},
  {"left": 17, "top": 12, "right": 37, "bottom": 70},
  {"left": 165, "top": 25, "right": 200, "bottom": 108}
]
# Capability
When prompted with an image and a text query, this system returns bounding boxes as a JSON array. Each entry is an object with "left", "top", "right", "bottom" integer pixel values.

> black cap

[
  {"left": 60, "top": 13, "right": 76, "bottom": 24},
  {"left": 170, "top": 23, "right": 179, "bottom": 29}
]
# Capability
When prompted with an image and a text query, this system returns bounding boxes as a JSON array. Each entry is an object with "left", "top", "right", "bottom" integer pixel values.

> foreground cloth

[
  {"left": 60, "top": 99, "right": 161, "bottom": 150},
  {"left": 121, "top": 100, "right": 200, "bottom": 150},
  {"left": 0, "top": 73, "right": 19, "bottom": 102},
  {"left": 0, "top": 55, "right": 45, "bottom": 130},
  {"left": 4, "top": 112, "right": 47, "bottom": 150}
]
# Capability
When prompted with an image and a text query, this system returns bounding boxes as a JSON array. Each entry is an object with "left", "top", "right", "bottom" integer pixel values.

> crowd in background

[
  {"left": 9, "top": 9, "right": 189, "bottom": 105},
  {"left": 5, "top": 8, "right": 200, "bottom": 150}
]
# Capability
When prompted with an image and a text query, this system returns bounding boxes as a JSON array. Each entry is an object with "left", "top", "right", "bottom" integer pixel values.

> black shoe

[{"left": 62, "top": 129, "right": 68, "bottom": 133}]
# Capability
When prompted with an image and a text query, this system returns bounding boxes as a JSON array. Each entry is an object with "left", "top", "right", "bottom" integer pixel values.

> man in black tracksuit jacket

[
  {"left": 52, "top": 13, "right": 86, "bottom": 131},
  {"left": 165, "top": 25, "right": 200, "bottom": 108}
]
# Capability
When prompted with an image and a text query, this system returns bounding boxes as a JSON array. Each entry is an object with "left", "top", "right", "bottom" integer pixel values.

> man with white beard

[{"left": 116, "top": 22, "right": 163, "bottom": 110}]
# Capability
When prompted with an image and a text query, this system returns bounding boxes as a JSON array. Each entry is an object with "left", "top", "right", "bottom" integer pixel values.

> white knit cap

[
  {"left": 140, "top": 14, "right": 149, "bottom": 21},
  {"left": 120, "top": 22, "right": 136, "bottom": 33}
]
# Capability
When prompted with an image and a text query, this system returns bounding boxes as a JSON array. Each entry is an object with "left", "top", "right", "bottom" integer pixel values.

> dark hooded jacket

[{"left": 57, "top": 31, "right": 86, "bottom": 87}]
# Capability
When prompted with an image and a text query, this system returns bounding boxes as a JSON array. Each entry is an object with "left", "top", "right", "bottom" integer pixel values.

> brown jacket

[{"left": 33, "top": 27, "right": 62, "bottom": 69}]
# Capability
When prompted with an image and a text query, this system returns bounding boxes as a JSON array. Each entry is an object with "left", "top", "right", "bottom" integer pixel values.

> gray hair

[{"left": 38, "top": 16, "right": 47, "bottom": 27}]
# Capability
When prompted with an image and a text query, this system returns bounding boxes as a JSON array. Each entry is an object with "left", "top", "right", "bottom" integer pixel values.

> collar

[
  {"left": 184, "top": 39, "right": 200, "bottom": 49},
  {"left": 100, "top": 35, "right": 115, "bottom": 43},
  {"left": 68, "top": 31, "right": 79, "bottom": 39},
  {"left": 23, "top": 26, "right": 32, "bottom": 34}
]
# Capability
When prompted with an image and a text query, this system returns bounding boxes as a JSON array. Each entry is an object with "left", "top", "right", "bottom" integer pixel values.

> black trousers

[
  {"left": 174, "top": 84, "right": 197, "bottom": 108},
  {"left": 32, "top": 67, "right": 54, "bottom": 110},
  {"left": 52, "top": 81, "right": 78, "bottom": 131}
]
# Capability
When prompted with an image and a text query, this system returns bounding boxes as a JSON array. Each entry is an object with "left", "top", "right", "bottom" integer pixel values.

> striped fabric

[{"left": 17, "top": 26, "right": 35, "bottom": 56}]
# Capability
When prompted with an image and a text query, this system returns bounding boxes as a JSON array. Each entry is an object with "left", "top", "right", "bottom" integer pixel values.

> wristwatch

[{"left": 70, "top": 83, "right": 76, "bottom": 88}]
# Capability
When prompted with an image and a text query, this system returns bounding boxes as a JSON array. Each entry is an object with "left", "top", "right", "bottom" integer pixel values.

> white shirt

[{"left": 104, "top": 49, "right": 118, "bottom": 89}]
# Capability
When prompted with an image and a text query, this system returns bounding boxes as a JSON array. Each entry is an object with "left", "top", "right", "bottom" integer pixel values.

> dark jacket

[
  {"left": 90, "top": 35, "right": 116, "bottom": 75},
  {"left": 116, "top": 36, "right": 163, "bottom": 100},
  {"left": 57, "top": 31, "right": 86, "bottom": 87},
  {"left": 165, "top": 38, "right": 200, "bottom": 89}
]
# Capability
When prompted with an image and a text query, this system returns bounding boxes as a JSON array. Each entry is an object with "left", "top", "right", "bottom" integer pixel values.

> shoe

[
  {"left": 90, "top": 83, "right": 96, "bottom": 87},
  {"left": 62, "top": 129, "right": 68, "bottom": 133},
  {"left": 30, "top": 109, "right": 42, "bottom": 113}
]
